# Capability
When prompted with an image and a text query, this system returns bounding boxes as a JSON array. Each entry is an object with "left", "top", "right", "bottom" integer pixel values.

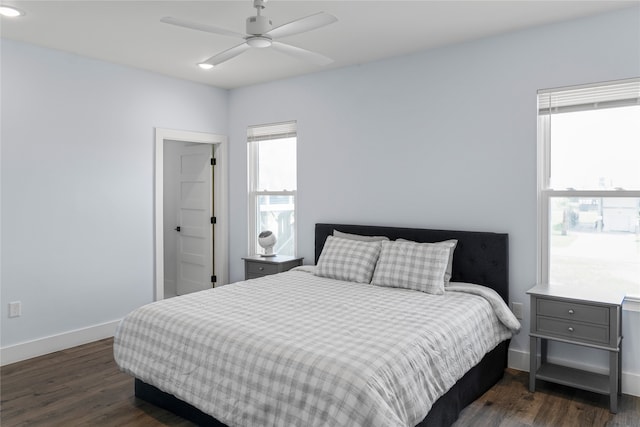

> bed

[{"left": 114, "top": 223, "right": 517, "bottom": 426}]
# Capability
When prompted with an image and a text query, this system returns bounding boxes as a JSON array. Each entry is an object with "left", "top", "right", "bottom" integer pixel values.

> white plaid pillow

[
  {"left": 397, "top": 239, "right": 457, "bottom": 285},
  {"left": 315, "top": 236, "right": 382, "bottom": 283},
  {"left": 371, "top": 240, "right": 452, "bottom": 294}
]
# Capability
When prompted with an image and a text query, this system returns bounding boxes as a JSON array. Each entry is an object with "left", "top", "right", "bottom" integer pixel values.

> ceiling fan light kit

[
  {"left": 246, "top": 36, "right": 272, "bottom": 48},
  {"left": 161, "top": 0, "right": 337, "bottom": 69}
]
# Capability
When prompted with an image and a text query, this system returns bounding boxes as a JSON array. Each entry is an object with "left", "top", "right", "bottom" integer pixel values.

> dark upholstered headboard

[{"left": 315, "top": 223, "right": 509, "bottom": 303}]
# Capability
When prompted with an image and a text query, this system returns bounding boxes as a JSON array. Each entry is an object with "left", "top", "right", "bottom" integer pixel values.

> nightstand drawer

[
  {"left": 538, "top": 298, "right": 609, "bottom": 325},
  {"left": 537, "top": 316, "right": 609, "bottom": 344},
  {"left": 242, "top": 256, "right": 304, "bottom": 280},
  {"left": 246, "top": 262, "right": 280, "bottom": 275}
]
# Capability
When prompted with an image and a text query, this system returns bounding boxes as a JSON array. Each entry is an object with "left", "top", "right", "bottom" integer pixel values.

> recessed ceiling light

[
  {"left": 0, "top": 5, "right": 25, "bottom": 17},
  {"left": 198, "top": 63, "right": 214, "bottom": 70}
]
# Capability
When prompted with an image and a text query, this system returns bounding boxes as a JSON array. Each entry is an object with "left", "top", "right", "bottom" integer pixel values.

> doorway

[{"left": 154, "top": 128, "right": 228, "bottom": 301}]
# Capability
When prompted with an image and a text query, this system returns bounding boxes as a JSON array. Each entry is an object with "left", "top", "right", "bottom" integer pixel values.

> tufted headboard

[{"left": 315, "top": 223, "right": 509, "bottom": 303}]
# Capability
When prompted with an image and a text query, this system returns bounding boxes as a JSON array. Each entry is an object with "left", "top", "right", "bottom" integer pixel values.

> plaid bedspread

[{"left": 114, "top": 267, "right": 516, "bottom": 427}]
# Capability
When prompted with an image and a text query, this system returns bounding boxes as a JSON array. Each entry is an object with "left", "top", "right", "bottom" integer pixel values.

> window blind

[
  {"left": 247, "top": 121, "right": 297, "bottom": 142},
  {"left": 538, "top": 78, "right": 640, "bottom": 114}
]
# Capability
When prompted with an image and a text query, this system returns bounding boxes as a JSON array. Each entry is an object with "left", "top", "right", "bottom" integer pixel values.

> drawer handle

[
  {"left": 567, "top": 327, "right": 574, "bottom": 332},
  {"left": 259, "top": 267, "right": 264, "bottom": 271},
  {"left": 568, "top": 309, "right": 575, "bottom": 315}
]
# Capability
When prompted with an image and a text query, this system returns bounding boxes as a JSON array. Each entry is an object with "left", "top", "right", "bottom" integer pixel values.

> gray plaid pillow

[
  {"left": 397, "top": 239, "right": 457, "bottom": 285},
  {"left": 333, "top": 230, "right": 390, "bottom": 242},
  {"left": 315, "top": 236, "right": 382, "bottom": 283},
  {"left": 371, "top": 240, "right": 451, "bottom": 294}
]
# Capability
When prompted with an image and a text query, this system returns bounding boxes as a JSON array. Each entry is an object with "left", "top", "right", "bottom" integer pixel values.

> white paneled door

[{"left": 176, "top": 144, "right": 213, "bottom": 295}]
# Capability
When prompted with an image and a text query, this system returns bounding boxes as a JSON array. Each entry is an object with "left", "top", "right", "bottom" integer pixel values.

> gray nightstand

[
  {"left": 242, "top": 255, "right": 304, "bottom": 280},
  {"left": 527, "top": 283, "right": 624, "bottom": 413}
]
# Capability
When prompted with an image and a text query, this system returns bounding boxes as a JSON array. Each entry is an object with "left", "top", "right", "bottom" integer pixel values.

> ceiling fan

[{"left": 161, "top": 0, "right": 338, "bottom": 69}]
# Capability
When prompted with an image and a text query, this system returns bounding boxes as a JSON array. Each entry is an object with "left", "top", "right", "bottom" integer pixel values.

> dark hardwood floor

[{"left": 1, "top": 338, "right": 638, "bottom": 426}]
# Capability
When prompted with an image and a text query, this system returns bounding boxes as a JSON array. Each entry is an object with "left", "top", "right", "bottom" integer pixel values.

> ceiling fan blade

[
  {"left": 266, "top": 12, "right": 337, "bottom": 39},
  {"left": 160, "top": 16, "right": 246, "bottom": 39},
  {"left": 270, "top": 42, "right": 333, "bottom": 66},
  {"left": 201, "top": 42, "right": 251, "bottom": 66}
]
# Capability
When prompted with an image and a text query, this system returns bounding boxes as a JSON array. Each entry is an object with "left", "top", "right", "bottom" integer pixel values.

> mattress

[{"left": 114, "top": 267, "right": 518, "bottom": 427}]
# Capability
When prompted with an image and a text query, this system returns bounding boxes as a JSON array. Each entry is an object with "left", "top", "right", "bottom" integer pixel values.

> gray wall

[
  {"left": 0, "top": 39, "right": 229, "bottom": 347},
  {"left": 1, "top": 5, "right": 638, "bottom": 386},
  {"left": 227, "top": 7, "right": 639, "bottom": 378}
]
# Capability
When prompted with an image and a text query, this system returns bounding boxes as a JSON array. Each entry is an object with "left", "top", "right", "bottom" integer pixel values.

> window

[
  {"left": 537, "top": 78, "right": 640, "bottom": 296},
  {"left": 248, "top": 121, "right": 297, "bottom": 257}
]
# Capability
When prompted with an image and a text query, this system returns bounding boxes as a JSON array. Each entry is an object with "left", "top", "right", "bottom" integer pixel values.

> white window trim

[
  {"left": 247, "top": 122, "right": 298, "bottom": 257},
  {"left": 536, "top": 79, "right": 640, "bottom": 310}
]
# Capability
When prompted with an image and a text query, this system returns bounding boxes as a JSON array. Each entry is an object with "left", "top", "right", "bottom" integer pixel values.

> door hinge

[
  {"left": 211, "top": 275, "right": 217, "bottom": 283},
  {"left": 211, "top": 216, "right": 216, "bottom": 224},
  {"left": 211, "top": 158, "right": 216, "bottom": 166}
]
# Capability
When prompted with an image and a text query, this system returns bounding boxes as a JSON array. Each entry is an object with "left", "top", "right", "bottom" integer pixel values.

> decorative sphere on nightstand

[{"left": 258, "top": 230, "right": 277, "bottom": 257}]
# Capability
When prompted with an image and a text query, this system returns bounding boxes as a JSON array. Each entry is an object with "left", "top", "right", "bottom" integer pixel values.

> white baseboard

[
  {"left": 508, "top": 347, "right": 530, "bottom": 372},
  {"left": 623, "top": 372, "right": 640, "bottom": 397},
  {"left": 0, "top": 319, "right": 121, "bottom": 366},
  {"left": 622, "top": 295, "right": 640, "bottom": 312},
  {"left": 509, "top": 348, "right": 640, "bottom": 397}
]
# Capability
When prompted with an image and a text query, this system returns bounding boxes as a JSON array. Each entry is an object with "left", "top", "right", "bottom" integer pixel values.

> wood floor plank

[
  {"left": 1, "top": 339, "right": 638, "bottom": 426},
  {"left": 454, "top": 369, "right": 639, "bottom": 427}
]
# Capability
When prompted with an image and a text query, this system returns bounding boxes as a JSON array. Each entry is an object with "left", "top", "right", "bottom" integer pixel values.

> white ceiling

[{"left": 1, "top": 1, "right": 636, "bottom": 89}]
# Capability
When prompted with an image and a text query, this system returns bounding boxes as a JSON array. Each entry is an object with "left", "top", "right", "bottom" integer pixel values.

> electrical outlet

[
  {"left": 8, "top": 301, "right": 21, "bottom": 318},
  {"left": 511, "top": 302, "right": 523, "bottom": 320}
]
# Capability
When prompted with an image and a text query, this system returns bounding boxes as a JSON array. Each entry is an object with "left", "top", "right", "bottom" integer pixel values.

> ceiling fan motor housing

[{"left": 247, "top": 15, "right": 272, "bottom": 35}]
